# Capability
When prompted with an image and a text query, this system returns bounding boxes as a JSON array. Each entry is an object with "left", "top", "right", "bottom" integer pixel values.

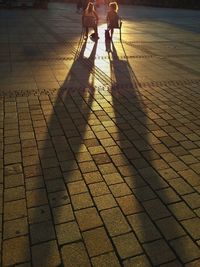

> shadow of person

[
  {"left": 30, "top": 39, "right": 98, "bottom": 266},
  {"left": 106, "top": 41, "right": 186, "bottom": 265}
]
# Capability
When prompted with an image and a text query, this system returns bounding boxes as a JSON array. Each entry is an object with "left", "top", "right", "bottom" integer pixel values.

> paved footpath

[{"left": 0, "top": 3, "right": 200, "bottom": 267}]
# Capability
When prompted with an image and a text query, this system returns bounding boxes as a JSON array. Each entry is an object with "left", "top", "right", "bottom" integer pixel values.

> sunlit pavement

[{"left": 0, "top": 2, "right": 200, "bottom": 266}]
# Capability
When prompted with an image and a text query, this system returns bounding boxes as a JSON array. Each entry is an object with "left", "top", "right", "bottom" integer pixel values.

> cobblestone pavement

[{"left": 0, "top": 3, "right": 200, "bottom": 267}]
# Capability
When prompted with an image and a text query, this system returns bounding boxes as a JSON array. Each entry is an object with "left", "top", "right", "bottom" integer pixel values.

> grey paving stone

[
  {"left": 30, "top": 221, "right": 55, "bottom": 245},
  {"left": 67, "top": 180, "right": 88, "bottom": 195},
  {"left": 28, "top": 205, "right": 51, "bottom": 224},
  {"left": 123, "top": 255, "right": 152, "bottom": 267},
  {"left": 3, "top": 236, "right": 30, "bottom": 266},
  {"left": 143, "top": 239, "right": 176, "bottom": 265},
  {"left": 113, "top": 232, "right": 143, "bottom": 259},
  {"left": 94, "top": 193, "right": 117, "bottom": 210},
  {"left": 4, "top": 217, "right": 28, "bottom": 240},
  {"left": 83, "top": 227, "right": 113, "bottom": 257},
  {"left": 117, "top": 194, "right": 143, "bottom": 215},
  {"left": 143, "top": 198, "right": 171, "bottom": 220},
  {"left": 61, "top": 242, "right": 91, "bottom": 267},
  {"left": 75, "top": 207, "right": 103, "bottom": 231},
  {"left": 32, "top": 240, "right": 61, "bottom": 267},
  {"left": 56, "top": 221, "right": 82, "bottom": 245},
  {"left": 181, "top": 218, "right": 200, "bottom": 240},
  {"left": 156, "top": 216, "right": 186, "bottom": 240},
  {"left": 168, "top": 202, "right": 196, "bottom": 221},
  {"left": 4, "top": 199, "right": 27, "bottom": 221},
  {"left": 170, "top": 236, "right": 200, "bottom": 263},
  {"left": 128, "top": 212, "right": 161, "bottom": 242},
  {"left": 91, "top": 252, "right": 121, "bottom": 267},
  {"left": 101, "top": 207, "right": 131, "bottom": 237},
  {"left": 52, "top": 204, "right": 74, "bottom": 224}
]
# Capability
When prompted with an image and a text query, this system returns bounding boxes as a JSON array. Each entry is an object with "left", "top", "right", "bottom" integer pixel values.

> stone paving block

[
  {"left": 83, "top": 227, "right": 113, "bottom": 257},
  {"left": 91, "top": 252, "right": 121, "bottom": 267},
  {"left": 5, "top": 143, "right": 21, "bottom": 153},
  {"left": 123, "top": 254, "right": 152, "bottom": 267},
  {"left": 159, "top": 260, "right": 183, "bottom": 267},
  {"left": 24, "top": 165, "right": 42, "bottom": 178},
  {"left": 98, "top": 163, "right": 117, "bottom": 175},
  {"left": 133, "top": 186, "right": 157, "bottom": 202},
  {"left": 17, "top": 262, "right": 32, "bottom": 267},
  {"left": 117, "top": 194, "right": 143, "bottom": 215},
  {"left": 60, "top": 160, "right": 78, "bottom": 172},
  {"left": 28, "top": 205, "right": 51, "bottom": 224},
  {"left": 26, "top": 188, "right": 48, "bottom": 208},
  {"left": 92, "top": 153, "right": 111, "bottom": 164},
  {"left": 79, "top": 161, "right": 98, "bottom": 173},
  {"left": 76, "top": 151, "right": 92, "bottom": 162},
  {"left": 3, "top": 217, "right": 28, "bottom": 240},
  {"left": 61, "top": 242, "right": 91, "bottom": 267},
  {"left": 156, "top": 216, "right": 186, "bottom": 240},
  {"left": 113, "top": 232, "right": 143, "bottom": 259},
  {"left": 56, "top": 221, "right": 81, "bottom": 245},
  {"left": 3, "top": 236, "right": 30, "bottom": 266},
  {"left": 4, "top": 174, "right": 24, "bottom": 188},
  {"left": 25, "top": 176, "right": 45, "bottom": 190},
  {"left": 179, "top": 169, "right": 200, "bottom": 186},
  {"left": 143, "top": 198, "right": 171, "bottom": 220},
  {"left": 31, "top": 240, "right": 61, "bottom": 267},
  {"left": 4, "top": 186, "right": 25, "bottom": 202},
  {"left": 168, "top": 202, "right": 196, "bottom": 221},
  {"left": 100, "top": 207, "right": 131, "bottom": 237},
  {"left": 46, "top": 178, "right": 66, "bottom": 193},
  {"left": 159, "top": 168, "right": 179, "bottom": 180},
  {"left": 67, "top": 180, "right": 88, "bottom": 195},
  {"left": 170, "top": 236, "right": 200, "bottom": 263},
  {"left": 4, "top": 152, "right": 21, "bottom": 165},
  {"left": 157, "top": 187, "right": 181, "bottom": 204},
  {"left": 181, "top": 218, "right": 200, "bottom": 240},
  {"left": 128, "top": 212, "right": 161, "bottom": 242},
  {"left": 88, "top": 146, "right": 105, "bottom": 155},
  {"left": 64, "top": 169, "right": 83, "bottom": 183},
  {"left": 30, "top": 220, "right": 55, "bottom": 245},
  {"left": 94, "top": 193, "right": 117, "bottom": 210},
  {"left": 75, "top": 207, "right": 103, "bottom": 231},
  {"left": 109, "top": 182, "right": 132, "bottom": 197},
  {"left": 43, "top": 167, "right": 62, "bottom": 180},
  {"left": 71, "top": 192, "right": 94, "bottom": 210},
  {"left": 169, "top": 178, "right": 194, "bottom": 195},
  {"left": 49, "top": 190, "right": 70, "bottom": 208},
  {"left": 89, "top": 181, "right": 110, "bottom": 196},
  {"left": 143, "top": 239, "right": 176, "bottom": 265},
  {"left": 83, "top": 171, "right": 103, "bottom": 184},
  {"left": 103, "top": 173, "right": 124, "bottom": 185},
  {"left": 52, "top": 204, "right": 74, "bottom": 224},
  {"left": 4, "top": 199, "right": 27, "bottom": 221},
  {"left": 183, "top": 193, "right": 200, "bottom": 209},
  {"left": 185, "top": 259, "right": 200, "bottom": 267}
]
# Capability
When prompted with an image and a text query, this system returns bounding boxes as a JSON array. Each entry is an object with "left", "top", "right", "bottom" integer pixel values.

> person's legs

[
  {"left": 94, "top": 25, "right": 99, "bottom": 39},
  {"left": 110, "top": 28, "right": 114, "bottom": 39},
  {"left": 85, "top": 27, "right": 88, "bottom": 39}
]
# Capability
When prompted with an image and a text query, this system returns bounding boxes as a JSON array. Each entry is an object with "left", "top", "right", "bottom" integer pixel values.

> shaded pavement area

[{"left": 0, "top": 3, "right": 200, "bottom": 266}]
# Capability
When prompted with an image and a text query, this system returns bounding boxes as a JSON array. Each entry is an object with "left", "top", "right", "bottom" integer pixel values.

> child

[
  {"left": 82, "top": 2, "right": 99, "bottom": 40},
  {"left": 106, "top": 1, "right": 119, "bottom": 39}
]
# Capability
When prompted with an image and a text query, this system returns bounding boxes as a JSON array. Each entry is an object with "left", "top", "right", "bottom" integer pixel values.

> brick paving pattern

[{"left": 0, "top": 2, "right": 200, "bottom": 267}]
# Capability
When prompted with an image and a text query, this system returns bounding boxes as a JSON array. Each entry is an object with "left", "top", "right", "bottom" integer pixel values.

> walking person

[
  {"left": 106, "top": 1, "right": 119, "bottom": 40},
  {"left": 82, "top": 2, "right": 99, "bottom": 40}
]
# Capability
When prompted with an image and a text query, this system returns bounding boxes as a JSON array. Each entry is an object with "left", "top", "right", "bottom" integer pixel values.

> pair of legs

[
  {"left": 109, "top": 28, "right": 114, "bottom": 39},
  {"left": 84, "top": 25, "right": 99, "bottom": 39}
]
